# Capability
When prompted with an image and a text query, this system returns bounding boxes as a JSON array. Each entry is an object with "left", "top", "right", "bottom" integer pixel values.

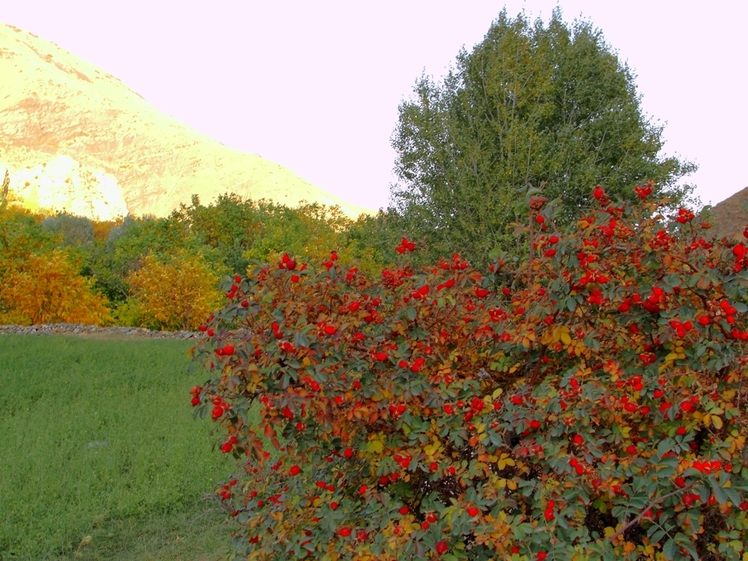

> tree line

[{"left": 1, "top": 8, "right": 698, "bottom": 331}]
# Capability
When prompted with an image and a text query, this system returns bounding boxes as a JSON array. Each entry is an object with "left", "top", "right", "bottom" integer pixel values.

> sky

[{"left": 3, "top": 0, "right": 746, "bottom": 211}]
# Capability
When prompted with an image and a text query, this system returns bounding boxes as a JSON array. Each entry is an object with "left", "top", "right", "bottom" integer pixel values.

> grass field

[{"left": 0, "top": 334, "right": 234, "bottom": 560}]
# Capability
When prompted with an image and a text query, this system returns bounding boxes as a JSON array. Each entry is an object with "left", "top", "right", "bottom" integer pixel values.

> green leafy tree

[
  {"left": 172, "top": 194, "right": 262, "bottom": 276},
  {"left": 40, "top": 213, "right": 95, "bottom": 247},
  {"left": 390, "top": 8, "right": 695, "bottom": 263}
]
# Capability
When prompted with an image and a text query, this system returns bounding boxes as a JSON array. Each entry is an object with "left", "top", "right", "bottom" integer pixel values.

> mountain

[
  {"left": 0, "top": 24, "right": 370, "bottom": 221},
  {"left": 707, "top": 186, "right": 748, "bottom": 241}
]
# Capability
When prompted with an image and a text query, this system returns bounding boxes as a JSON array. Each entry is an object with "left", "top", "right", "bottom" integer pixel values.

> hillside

[
  {"left": 0, "top": 23, "right": 370, "bottom": 220},
  {"left": 707, "top": 186, "right": 748, "bottom": 241}
]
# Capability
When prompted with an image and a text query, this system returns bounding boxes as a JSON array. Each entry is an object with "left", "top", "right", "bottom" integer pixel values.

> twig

[{"left": 608, "top": 484, "right": 694, "bottom": 542}]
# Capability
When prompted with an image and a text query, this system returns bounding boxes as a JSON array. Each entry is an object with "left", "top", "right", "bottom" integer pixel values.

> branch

[{"left": 608, "top": 483, "right": 695, "bottom": 542}]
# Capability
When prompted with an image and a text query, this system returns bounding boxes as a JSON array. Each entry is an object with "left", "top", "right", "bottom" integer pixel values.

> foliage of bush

[
  {"left": 0, "top": 192, "right": 381, "bottom": 328},
  {"left": 0, "top": 248, "right": 111, "bottom": 325},
  {"left": 126, "top": 252, "right": 224, "bottom": 331},
  {"left": 192, "top": 186, "right": 748, "bottom": 560}
]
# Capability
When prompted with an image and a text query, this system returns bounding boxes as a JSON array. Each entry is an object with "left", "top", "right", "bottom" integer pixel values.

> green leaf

[
  {"left": 708, "top": 477, "right": 728, "bottom": 505},
  {"left": 662, "top": 537, "right": 677, "bottom": 560},
  {"left": 674, "top": 533, "right": 699, "bottom": 560},
  {"left": 657, "top": 437, "right": 676, "bottom": 457}
]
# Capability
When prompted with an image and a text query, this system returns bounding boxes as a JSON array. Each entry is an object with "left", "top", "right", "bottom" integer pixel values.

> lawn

[{"left": 0, "top": 334, "right": 234, "bottom": 560}]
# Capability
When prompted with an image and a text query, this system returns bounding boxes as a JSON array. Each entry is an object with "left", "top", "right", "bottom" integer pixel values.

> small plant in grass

[{"left": 192, "top": 184, "right": 748, "bottom": 560}]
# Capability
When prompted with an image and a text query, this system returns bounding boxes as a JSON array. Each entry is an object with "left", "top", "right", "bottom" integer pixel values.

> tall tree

[{"left": 390, "top": 8, "right": 695, "bottom": 263}]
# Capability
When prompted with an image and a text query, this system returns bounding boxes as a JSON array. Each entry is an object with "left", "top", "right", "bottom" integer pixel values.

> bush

[
  {"left": 0, "top": 248, "right": 111, "bottom": 325},
  {"left": 191, "top": 185, "right": 748, "bottom": 560},
  {"left": 126, "top": 252, "right": 223, "bottom": 331}
]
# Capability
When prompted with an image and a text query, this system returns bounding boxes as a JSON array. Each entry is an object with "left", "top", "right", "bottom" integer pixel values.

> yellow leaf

[
  {"left": 560, "top": 331, "right": 572, "bottom": 345},
  {"left": 366, "top": 437, "right": 384, "bottom": 453},
  {"left": 424, "top": 439, "right": 442, "bottom": 457},
  {"left": 497, "top": 453, "right": 515, "bottom": 470},
  {"left": 492, "top": 388, "right": 504, "bottom": 399},
  {"left": 712, "top": 415, "right": 724, "bottom": 430}
]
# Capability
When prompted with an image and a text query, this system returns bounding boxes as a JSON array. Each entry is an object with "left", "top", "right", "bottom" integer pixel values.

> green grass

[{"left": 0, "top": 335, "right": 234, "bottom": 560}]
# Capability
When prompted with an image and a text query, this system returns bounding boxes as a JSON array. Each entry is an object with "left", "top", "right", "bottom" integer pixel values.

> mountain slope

[
  {"left": 0, "top": 24, "right": 370, "bottom": 220},
  {"left": 707, "top": 186, "right": 748, "bottom": 241}
]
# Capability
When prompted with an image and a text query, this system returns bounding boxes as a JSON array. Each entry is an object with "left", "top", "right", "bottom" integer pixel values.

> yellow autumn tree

[
  {"left": 0, "top": 249, "right": 111, "bottom": 325},
  {"left": 126, "top": 252, "right": 222, "bottom": 331}
]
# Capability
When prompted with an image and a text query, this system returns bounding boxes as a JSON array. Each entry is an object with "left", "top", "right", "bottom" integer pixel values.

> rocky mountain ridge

[{"left": 0, "top": 23, "right": 370, "bottom": 221}]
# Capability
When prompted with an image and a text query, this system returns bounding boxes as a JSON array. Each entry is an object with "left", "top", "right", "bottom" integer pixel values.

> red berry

[
  {"left": 338, "top": 527, "right": 351, "bottom": 537},
  {"left": 436, "top": 541, "right": 448, "bottom": 554},
  {"left": 467, "top": 506, "right": 479, "bottom": 517},
  {"left": 289, "top": 465, "right": 301, "bottom": 476},
  {"left": 399, "top": 506, "right": 409, "bottom": 515}
]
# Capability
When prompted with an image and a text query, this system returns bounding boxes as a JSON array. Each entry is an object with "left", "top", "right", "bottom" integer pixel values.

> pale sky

[{"left": 3, "top": 1, "right": 746, "bottom": 211}]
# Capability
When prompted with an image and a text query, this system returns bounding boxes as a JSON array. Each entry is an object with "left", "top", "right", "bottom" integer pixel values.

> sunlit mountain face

[{"left": 0, "top": 23, "right": 371, "bottom": 220}]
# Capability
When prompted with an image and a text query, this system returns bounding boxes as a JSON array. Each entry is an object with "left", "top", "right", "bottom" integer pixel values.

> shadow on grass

[{"left": 54, "top": 503, "right": 232, "bottom": 561}]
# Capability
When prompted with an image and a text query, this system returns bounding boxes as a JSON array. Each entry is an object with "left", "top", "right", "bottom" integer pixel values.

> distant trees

[
  {"left": 0, "top": 193, "right": 390, "bottom": 329},
  {"left": 124, "top": 252, "right": 222, "bottom": 331},
  {"left": 390, "top": 8, "right": 695, "bottom": 263},
  {"left": 0, "top": 249, "right": 110, "bottom": 325}
]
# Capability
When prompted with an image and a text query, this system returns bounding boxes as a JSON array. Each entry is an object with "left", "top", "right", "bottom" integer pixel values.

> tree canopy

[{"left": 390, "top": 8, "right": 695, "bottom": 263}]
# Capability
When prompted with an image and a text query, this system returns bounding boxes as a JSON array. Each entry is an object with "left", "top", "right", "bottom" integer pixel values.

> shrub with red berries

[{"left": 192, "top": 187, "right": 748, "bottom": 560}]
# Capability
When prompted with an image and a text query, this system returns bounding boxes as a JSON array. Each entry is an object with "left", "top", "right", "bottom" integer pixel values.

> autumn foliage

[
  {"left": 0, "top": 249, "right": 110, "bottom": 325},
  {"left": 126, "top": 252, "right": 223, "bottom": 331},
  {"left": 192, "top": 185, "right": 748, "bottom": 561}
]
